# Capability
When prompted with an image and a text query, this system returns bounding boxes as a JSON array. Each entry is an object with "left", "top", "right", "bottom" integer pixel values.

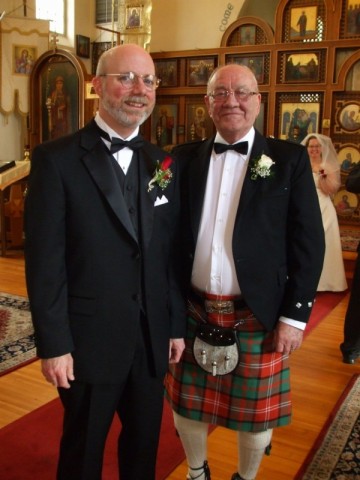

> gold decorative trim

[{"left": 0, "top": 26, "right": 49, "bottom": 37}]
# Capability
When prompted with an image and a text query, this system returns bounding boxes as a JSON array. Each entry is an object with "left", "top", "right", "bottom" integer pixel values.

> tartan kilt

[{"left": 165, "top": 309, "right": 292, "bottom": 432}]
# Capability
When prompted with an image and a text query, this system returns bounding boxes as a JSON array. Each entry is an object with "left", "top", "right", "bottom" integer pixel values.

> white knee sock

[
  {"left": 173, "top": 411, "right": 209, "bottom": 479},
  {"left": 236, "top": 429, "right": 273, "bottom": 480}
]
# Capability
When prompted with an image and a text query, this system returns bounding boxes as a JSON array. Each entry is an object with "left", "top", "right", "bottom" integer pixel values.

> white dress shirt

[{"left": 192, "top": 128, "right": 254, "bottom": 295}]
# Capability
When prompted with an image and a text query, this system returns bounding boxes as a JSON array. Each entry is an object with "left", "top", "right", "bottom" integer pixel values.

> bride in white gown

[{"left": 302, "top": 133, "right": 347, "bottom": 292}]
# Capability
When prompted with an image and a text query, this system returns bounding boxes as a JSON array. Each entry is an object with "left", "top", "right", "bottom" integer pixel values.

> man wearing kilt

[{"left": 165, "top": 64, "right": 325, "bottom": 480}]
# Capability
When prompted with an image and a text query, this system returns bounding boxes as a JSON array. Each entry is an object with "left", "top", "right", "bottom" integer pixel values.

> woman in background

[{"left": 302, "top": 133, "right": 347, "bottom": 291}]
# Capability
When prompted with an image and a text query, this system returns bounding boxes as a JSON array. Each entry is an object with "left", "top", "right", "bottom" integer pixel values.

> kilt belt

[{"left": 188, "top": 287, "right": 255, "bottom": 329}]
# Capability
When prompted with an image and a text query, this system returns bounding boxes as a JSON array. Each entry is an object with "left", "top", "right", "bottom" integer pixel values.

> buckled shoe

[{"left": 186, "top": 460, "right": 211, "bottom": 480}]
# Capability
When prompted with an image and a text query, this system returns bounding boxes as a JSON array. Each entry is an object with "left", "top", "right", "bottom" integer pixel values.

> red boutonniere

[
  {"left": 319, "top": 169, "right": 327, "bottom": 179},
  {"left": 147, "top": 156, "right": 173, "bottom": 192}
]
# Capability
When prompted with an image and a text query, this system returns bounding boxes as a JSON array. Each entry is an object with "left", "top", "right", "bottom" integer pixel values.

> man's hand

[
  {"left": 41, "top": 353, "right": 75, "bottom": 389},
  {"left": 273, "top": 322, "right": 304, "bottom": 355},
  {"left": 169, "top": 338, "right": 185, "bottom": 363}
]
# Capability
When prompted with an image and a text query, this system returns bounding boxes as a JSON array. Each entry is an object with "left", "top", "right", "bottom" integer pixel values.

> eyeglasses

[
  {"left": 208, "top": 89, "right": 259, "bottom": 102},
  {"left": 99, "top": 71, "right": 161, "bottom": 91}
]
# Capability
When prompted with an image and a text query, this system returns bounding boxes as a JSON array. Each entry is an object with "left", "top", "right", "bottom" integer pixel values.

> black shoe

[
  {"left": 342, "top": 350, "right": 360, "bottom": 364},
  {"left": 187, "top": 460, "right": 211, "bottom": 480},
  {"left": 231, "top": 474, "right": 245, "bottom": 480}
]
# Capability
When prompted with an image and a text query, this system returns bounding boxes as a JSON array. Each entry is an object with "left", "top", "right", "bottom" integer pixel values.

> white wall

[
  {"left": 0, "top": 114, "right": 24, "bottom": 161},
  {"left": 151, "top": 0, "right": 245, "bottom": 52}
]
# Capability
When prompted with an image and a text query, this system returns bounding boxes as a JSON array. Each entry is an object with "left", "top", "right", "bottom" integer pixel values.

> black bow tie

[
  {"left": 213, "top": 141, "right": 248, "bottom": 155},
  {"left": 96, "top": 125, "right": 144, "bottom": 153}
]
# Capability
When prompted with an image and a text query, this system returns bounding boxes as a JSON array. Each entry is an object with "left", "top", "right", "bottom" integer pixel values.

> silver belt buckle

[{"left": 204, "top": 299, "right": 234, "bottom": 314}]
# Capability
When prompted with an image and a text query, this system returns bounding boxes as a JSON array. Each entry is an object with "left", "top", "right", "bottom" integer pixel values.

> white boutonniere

[
  {"left": 250, "top": 153, "right": 275, "bottom": 180},
  {"left": 147, "top": 156, "right": 173, "bottom": 192}
]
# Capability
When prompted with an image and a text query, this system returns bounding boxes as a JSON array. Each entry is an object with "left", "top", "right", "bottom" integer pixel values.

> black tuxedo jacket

[
  {"left": 346, "top": 164, "right": 360, "bottom": 254},
  {"left": 24, "top": 120, "right": 186, "bottom": 383},
  {"left": 174, "top": 130, "right": 325, "bottom": 330}
]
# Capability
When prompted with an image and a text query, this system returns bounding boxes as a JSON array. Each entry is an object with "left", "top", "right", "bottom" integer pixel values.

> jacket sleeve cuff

[{"left": 279, "top": 316, "right": 306, "bottom": 330}]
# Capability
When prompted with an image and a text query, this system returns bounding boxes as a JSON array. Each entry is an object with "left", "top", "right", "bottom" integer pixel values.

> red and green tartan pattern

[{"left": 165, "top": 315, "right": 292, "bottom": 432}]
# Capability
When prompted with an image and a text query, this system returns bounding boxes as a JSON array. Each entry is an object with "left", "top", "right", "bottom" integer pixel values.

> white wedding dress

[{"left": 314, "top": 173, "right": 348, "bottom": 291}]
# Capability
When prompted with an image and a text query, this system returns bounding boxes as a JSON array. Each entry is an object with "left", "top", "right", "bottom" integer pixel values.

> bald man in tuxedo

[{"left": 25, "top": 44, "right": 186, "bottom": 480}]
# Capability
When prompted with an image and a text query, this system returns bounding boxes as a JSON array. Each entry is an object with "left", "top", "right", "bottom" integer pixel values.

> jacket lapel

[
  {"left": 80, "top": 122, "right": 138, "bottom": 244},
  {"left": 236, "top": 131, "right": 270, "bottom": 218},
  {"left": 137, "top": 148, "right": 158, "bottom": 250},
  {"left": 188, "top": 138, "right": 214, "bottom": 242}
]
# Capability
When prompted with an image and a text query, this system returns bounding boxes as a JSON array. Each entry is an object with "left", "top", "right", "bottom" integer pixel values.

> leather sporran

[{"left": 192, "top": 322, "right": 240, "bottom": 376}]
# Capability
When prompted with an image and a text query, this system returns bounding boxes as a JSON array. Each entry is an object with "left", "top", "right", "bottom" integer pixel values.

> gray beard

[{"left": 102, "top": 96, "right": 152, "bottom": 128}]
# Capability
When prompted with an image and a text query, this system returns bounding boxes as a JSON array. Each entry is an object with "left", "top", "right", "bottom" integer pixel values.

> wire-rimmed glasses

[
  {"left": 208, "top": 89, "right": 259, "bottom": 102},
  {"left": 99, "top": 71, "right": 161, "bottom": 91}
]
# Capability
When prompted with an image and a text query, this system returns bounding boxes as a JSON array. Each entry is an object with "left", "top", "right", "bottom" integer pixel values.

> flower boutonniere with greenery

[
  {"left": 147, "top": 156, "right": 173, "bottom": 192},
  {"left": 250, "top": 153, "right": 275, "bottom": 180}
]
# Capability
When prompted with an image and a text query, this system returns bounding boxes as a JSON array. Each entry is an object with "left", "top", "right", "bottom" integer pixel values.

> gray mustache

[{"left": 126, "top": 96, "right": 149, "bottom": 105}]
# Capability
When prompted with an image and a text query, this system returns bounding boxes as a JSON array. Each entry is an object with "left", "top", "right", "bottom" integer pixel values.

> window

[
  {"left": 36, "top": 0, "right": 65, "bottom": 35},
  {"left": 96, "top": 0, "right": 118, "bottom": 24}
]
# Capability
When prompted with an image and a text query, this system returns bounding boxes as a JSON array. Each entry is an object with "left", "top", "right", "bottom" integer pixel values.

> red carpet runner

[
  {"left": 0, "top": 398, "right": 183, "bottom": 480},
  {"left": 304, "top": 291, "right": 347, "bottom": 337}
]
